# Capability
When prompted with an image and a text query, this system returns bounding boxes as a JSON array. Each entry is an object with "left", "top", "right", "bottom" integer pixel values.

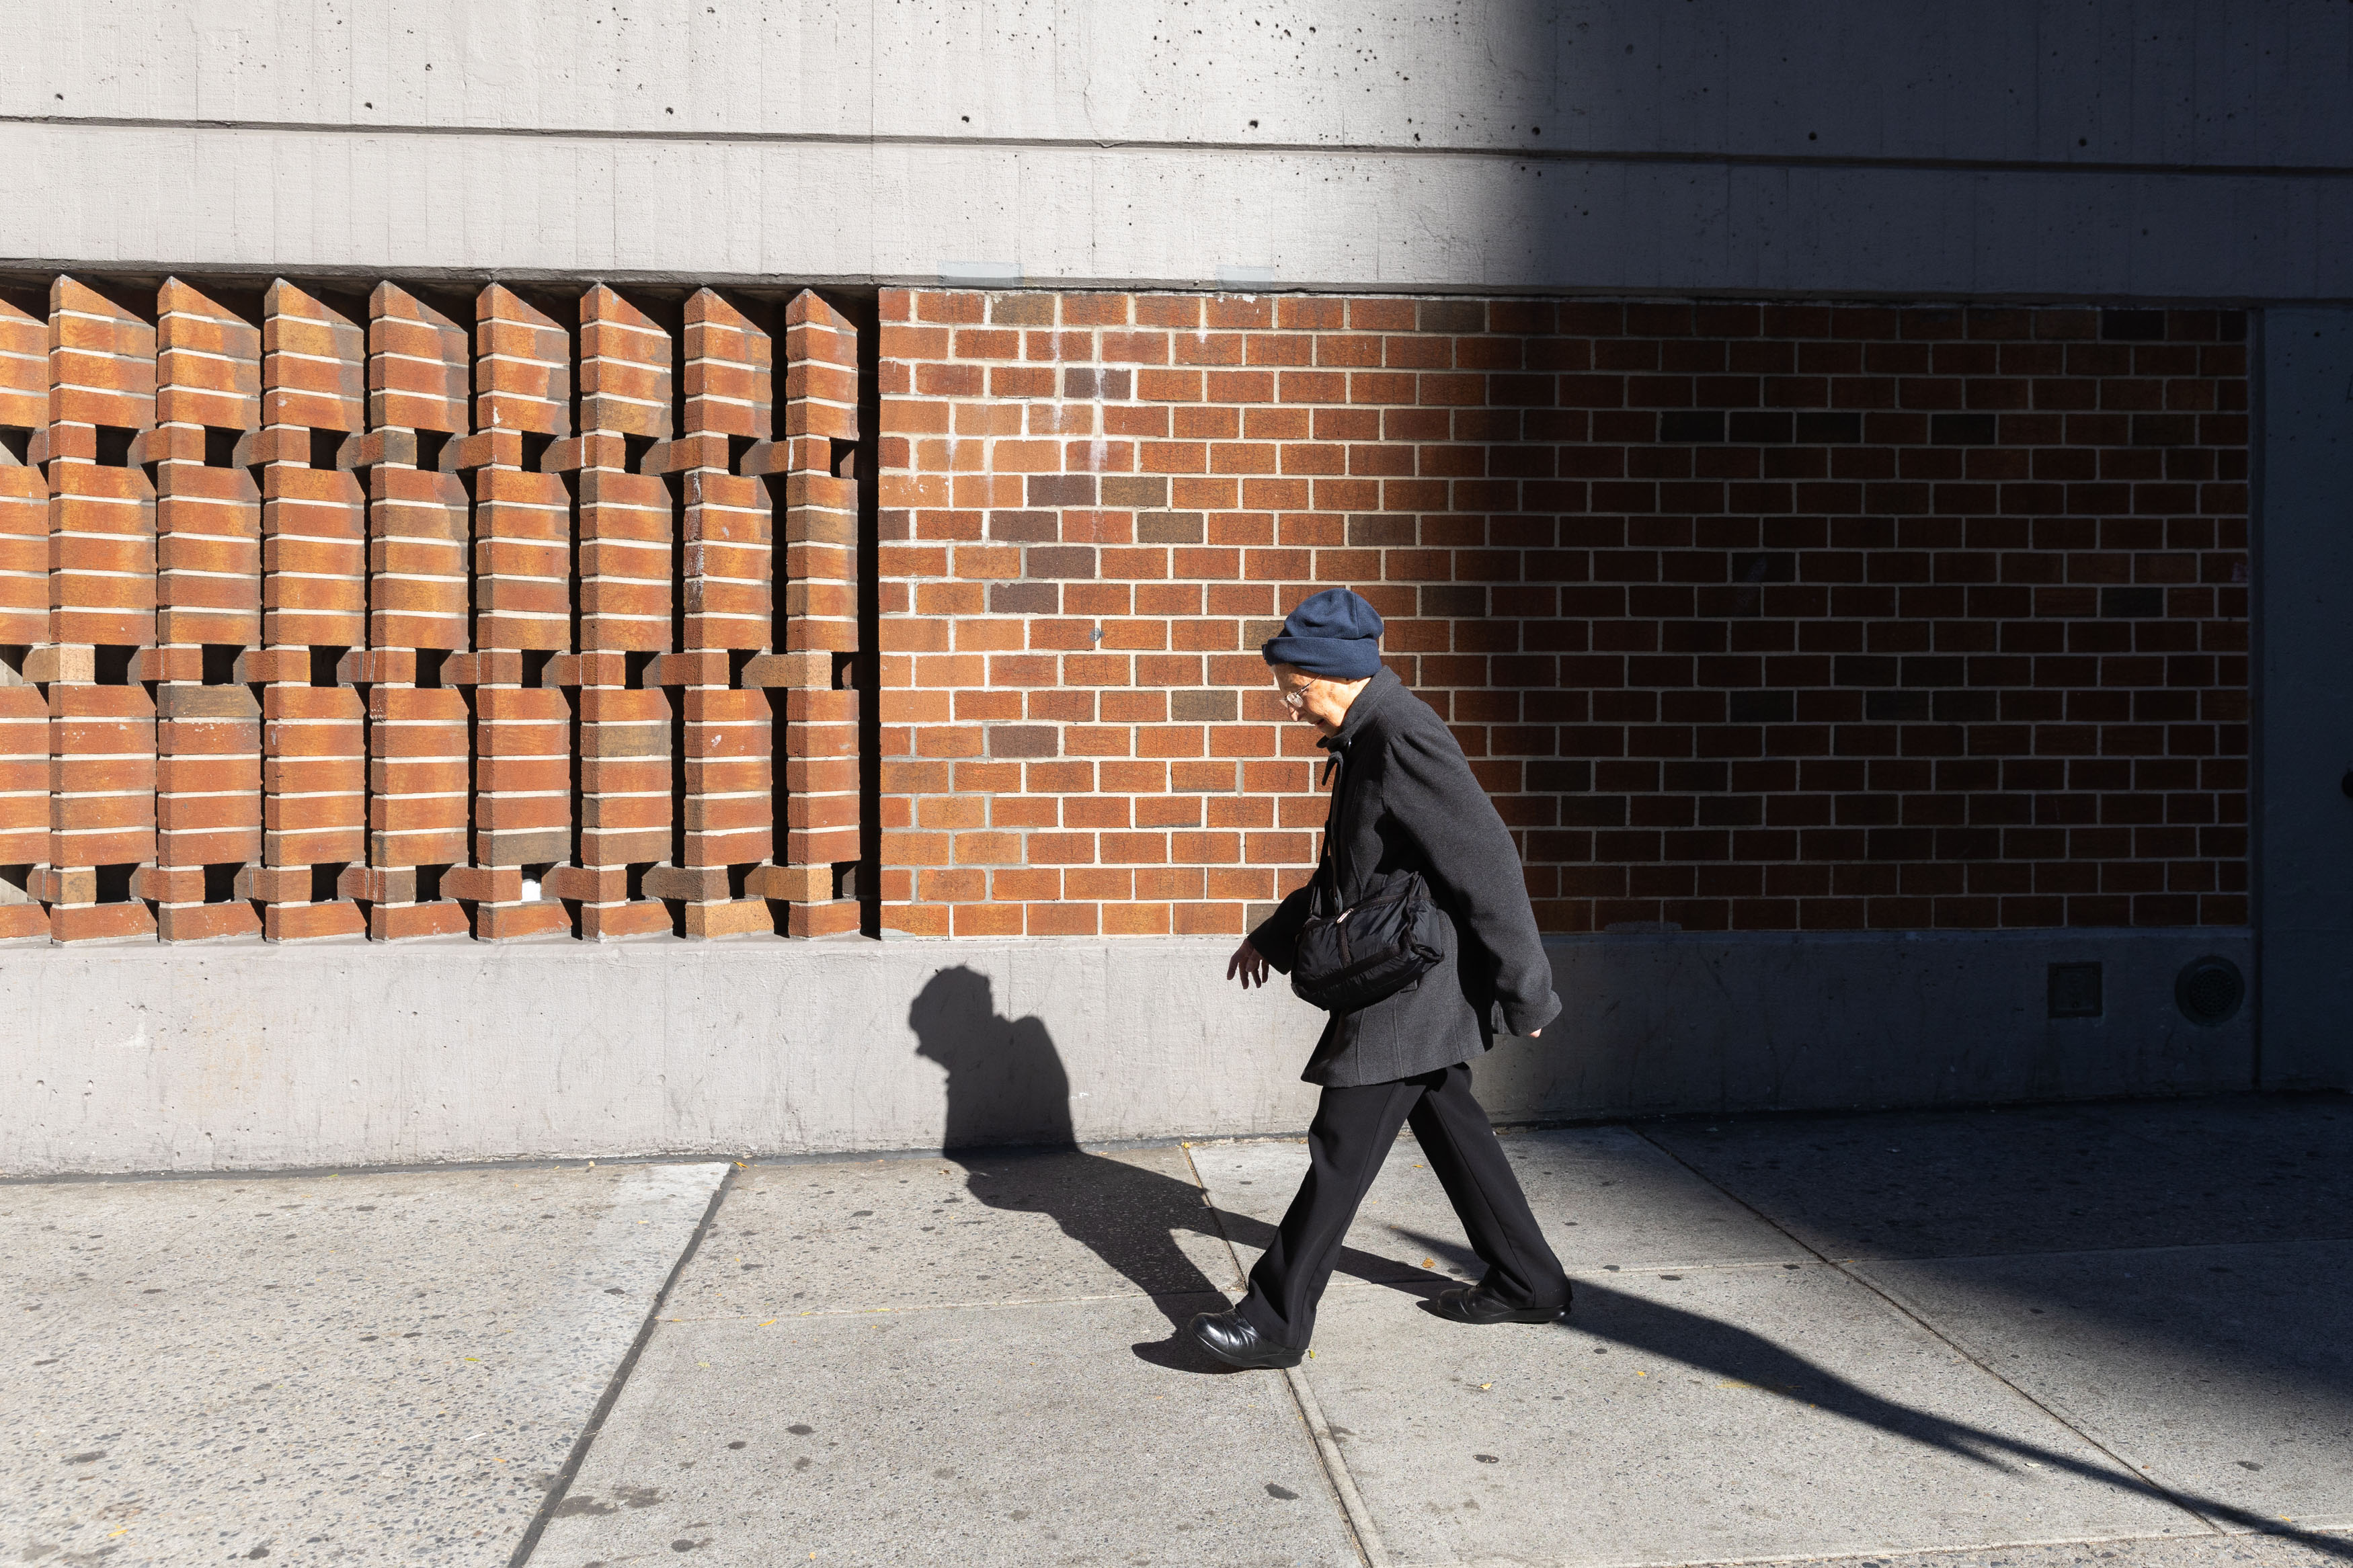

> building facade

[{"left": 2, "top": 1, "right": 2346, "bottom": 1171}]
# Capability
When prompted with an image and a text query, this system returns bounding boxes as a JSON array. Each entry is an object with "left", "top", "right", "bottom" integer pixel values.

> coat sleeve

[
  {"left": 1248, "top": 884, "right": 1315, "bottom": 974},
  {"left": 1383, "top": 718, "right": 1562, "bottom": 1037}
]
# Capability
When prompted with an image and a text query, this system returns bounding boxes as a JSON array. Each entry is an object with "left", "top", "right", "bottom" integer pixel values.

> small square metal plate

[{"left": 2048, "top": 960, "right": 2104, "bottom": 1019}]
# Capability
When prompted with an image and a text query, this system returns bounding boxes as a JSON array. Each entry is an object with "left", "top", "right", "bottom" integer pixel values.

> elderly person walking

[{"left": 1191, "top": 587, "right": 1571, "bottom": 1370}]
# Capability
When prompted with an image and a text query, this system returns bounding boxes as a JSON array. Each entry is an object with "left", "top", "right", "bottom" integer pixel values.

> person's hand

[{"left": 1228, "top": 937, "right": 1269, "bottom": 989}]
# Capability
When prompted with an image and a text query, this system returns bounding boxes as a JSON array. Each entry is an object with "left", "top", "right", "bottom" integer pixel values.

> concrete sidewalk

[{"left": 5, "top": 1095, "right": 2350, "bottom": 1567}]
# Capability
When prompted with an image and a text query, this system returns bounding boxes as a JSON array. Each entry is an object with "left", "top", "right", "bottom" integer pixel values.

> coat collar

[{"left": 1319, "top": 665, "right": 1401, "bottom": 755}]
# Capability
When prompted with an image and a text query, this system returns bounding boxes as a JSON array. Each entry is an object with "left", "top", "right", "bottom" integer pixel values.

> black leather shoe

[
  {"left": 1189, "top": 1308, "right": 1305, "bottom": 1369},
  {"left": 1430, "top": 1282, "right": 1570, "bottom": 1325}
]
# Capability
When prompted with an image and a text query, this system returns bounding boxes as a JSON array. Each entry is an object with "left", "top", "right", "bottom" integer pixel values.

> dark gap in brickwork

[
  {"left": 456, "top": 467, "right": 479, "bottom": 649},
  {"left": 461, "top": 686, "right": 479, "bottom": 886},
  {"left": 666, "top": 688, "right": 687, "bottom": 864},
  {"left": 764, "top": 687, "right": 787, "bottom": 869},
  {"left": 567, "top": 685, "right": 586, "bottom": 932},
  {"left": 91, "top": 645, "right": 134, "bottom": 685},
  {"left": 203, "top": 426, "right": 241, "bottom": 468},
  {"left": 842, "top": 286, "right": 885, "bottom": 940},
  {"left": 93, "top": 426, "right": 136, "bottom": 466},
  {"left": 561, "top": 468, "right": 583, "bottom": 655},
  {"left": 662, "top": 471, "right": 686, "bottom": 656}
]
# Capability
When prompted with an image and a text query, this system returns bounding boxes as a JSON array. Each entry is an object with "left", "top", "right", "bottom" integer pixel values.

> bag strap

[
  {"left": 1308, "top": 756, "right": 1338, "bottom": 917},
  {"left": 1312, "top": 743, "right": 1355, "bottom": 916}
]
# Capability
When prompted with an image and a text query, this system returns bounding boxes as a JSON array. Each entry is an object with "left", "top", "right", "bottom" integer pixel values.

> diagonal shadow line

[
  {"left": 1386, "top": 1222, "right": 2353, "bottom": 1561},
  {"left": 1203, "top": 1204, "right": 1458, "bottom": 1296}
]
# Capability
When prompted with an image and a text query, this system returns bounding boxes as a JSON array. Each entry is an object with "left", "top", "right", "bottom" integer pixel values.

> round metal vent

[{"left": 2175, "top": 956, "right": 2245, "bottom": 1026}]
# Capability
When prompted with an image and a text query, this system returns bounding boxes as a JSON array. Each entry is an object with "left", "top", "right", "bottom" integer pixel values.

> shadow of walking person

[
  {"left": 1389, "top": 1222, "right": 2353, "bottom": 1562},
  {"left": 908, "top": 965, "right": 1437, "bottom": 1370}
]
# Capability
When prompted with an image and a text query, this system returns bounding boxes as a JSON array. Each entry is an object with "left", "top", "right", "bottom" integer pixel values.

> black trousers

[{"left": 1236, "top": 1060, "right": 1570, "bottom": 1350}]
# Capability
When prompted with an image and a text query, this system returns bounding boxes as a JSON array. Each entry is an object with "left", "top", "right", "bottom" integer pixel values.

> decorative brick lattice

[
  {"left": 877, "top": 293, "right": 2249, "bottom": 937},
  {"left": 0, "top": 275, "right": 863, "bottom": 945}
]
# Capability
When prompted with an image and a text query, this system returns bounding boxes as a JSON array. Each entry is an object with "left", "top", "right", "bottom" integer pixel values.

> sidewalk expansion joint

[
  {"left": 662, "top": 1286, "right": 1234, "bottom": 1321},
  {"left": 506, "top": 1161, "right": 740, "bottom": 1568},
  {"left": 1628, "top": 1126, "right": 2273, "bottom": 1546},
  {"left": 1184, "top": 1142, "right": 1390, "bottom": 1568}
]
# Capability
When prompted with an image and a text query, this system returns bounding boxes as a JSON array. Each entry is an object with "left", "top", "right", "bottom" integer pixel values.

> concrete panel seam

[{"left": 7, "top": 114, "right": 2353, "bottom": 181}]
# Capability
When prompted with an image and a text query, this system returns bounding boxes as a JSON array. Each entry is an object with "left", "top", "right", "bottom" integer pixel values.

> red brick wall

[
  {"left": 876, "top": 291, "right": 2248, "bottom": 939},
  {"left": 0, "top": 274, "right": 861, "bottom": 946}
]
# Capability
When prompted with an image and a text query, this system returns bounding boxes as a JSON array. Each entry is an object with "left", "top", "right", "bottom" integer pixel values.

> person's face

[{"left": 1271, "top": 663, "right": 1355, "bottom": 736}]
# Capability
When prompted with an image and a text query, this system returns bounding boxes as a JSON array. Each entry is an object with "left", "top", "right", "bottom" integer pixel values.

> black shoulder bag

[{"left": 1288, "top": 746, "right": 1448, "bottom": 1015}]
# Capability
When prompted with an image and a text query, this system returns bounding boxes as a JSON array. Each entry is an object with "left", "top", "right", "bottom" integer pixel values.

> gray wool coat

[{"left": 1248, "top": 667, "right": 1562, "bottom": 1087}]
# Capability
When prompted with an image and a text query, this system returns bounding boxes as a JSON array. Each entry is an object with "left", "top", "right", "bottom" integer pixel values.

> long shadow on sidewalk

[
  {"left": 1392, "top": 1220, "right": 2353, "bottom": 1563},
  {"left": 909, "top": 965, "right": 1448, "bottom": 1364}
]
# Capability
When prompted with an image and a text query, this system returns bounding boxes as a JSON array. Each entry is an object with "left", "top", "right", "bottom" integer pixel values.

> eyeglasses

[{"left": 1277, "top": 679, "right": 1314, "bottom": 712}]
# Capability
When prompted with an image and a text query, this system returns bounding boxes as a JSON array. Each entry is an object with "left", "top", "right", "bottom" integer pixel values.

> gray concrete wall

[
  {"left": 0, "top": 1, "right": 2346, "bottom": 297},
  {"left": 0, "top": 928, "right": 2252, "bottom": 1175},
  {"left": 2256, "top": 310, "right": 2353, "bottom": 1091}
]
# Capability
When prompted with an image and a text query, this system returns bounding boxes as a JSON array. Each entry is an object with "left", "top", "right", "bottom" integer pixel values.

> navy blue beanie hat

[{"left": 1262, "top": 587, "right": 1384, "bottom": 680}]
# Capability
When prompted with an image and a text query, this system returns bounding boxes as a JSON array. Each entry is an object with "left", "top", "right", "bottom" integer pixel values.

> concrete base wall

[{"left": 0, "top": 928, "right": 2253, "bottom": 1175}]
